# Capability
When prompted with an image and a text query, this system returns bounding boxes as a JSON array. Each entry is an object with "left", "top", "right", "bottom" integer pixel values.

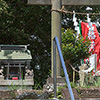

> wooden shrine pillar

[{"left": 51, "top": 0, "right": 62, "bottom": 77}]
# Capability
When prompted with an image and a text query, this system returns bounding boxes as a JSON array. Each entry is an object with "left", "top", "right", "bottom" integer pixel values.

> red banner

[{"left": 81, "top": 22, "right": 100, "bottom": 71}]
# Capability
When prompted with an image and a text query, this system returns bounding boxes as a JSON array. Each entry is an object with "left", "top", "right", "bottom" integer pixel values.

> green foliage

[
  {"left": 62, "top": 28, "right": 91, "bottom": 66},
  {"left": 83, "top": 73, "right": 94, "bottom": 87},
  {"left": 49, "top": 86, "right": 65, "bottom": 99},
  {"left": 83, "top": 74, "right": 100, "bottom": 87},
  {"left": 9, "top": 82, "right": 28, "bottom": 90},
  {"left": 11, "top": 91, "right": 16, "bottom": 98},
  {"left": 70, "top": 82, "right": 77, "bottom": 88},
  {"left": 1, "top": 98, "right": 4, "bottom": 100},
  {"left": 9, "top": 83, "right": 19, "bottom": 90},
  {"left": 0, "top": 0, "right": 51, "bottom": 87},
  {"left": 0, "top": 0, "right": 8, "bottom": 14},
  {"left": 94, "top": 77, "right": 100, "bottom": 86},
  {"left": 33, "top": 80, "right": 42, "bottom": 90}
]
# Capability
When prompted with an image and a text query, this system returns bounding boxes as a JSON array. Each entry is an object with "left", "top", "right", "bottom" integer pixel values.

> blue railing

[{"left": 53, "top": 36, "right": 75, "bottom": 100}]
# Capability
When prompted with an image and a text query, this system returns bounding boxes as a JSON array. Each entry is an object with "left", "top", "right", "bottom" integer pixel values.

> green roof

[{"left": 0, "top": 50, "right": 32, "bottom": 60}]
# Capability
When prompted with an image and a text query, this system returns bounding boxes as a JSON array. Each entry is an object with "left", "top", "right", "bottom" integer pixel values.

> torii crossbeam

[
  {"left": 27, "top": 0, "right": 100, "bottom": 77},
  {"left": 28, "top": 0, "right": 100, "bottom": 5}
]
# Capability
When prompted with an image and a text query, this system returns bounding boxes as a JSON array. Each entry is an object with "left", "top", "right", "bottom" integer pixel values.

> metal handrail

[{"left": 53, "top": 36, "right": 75, "bottom": 100}]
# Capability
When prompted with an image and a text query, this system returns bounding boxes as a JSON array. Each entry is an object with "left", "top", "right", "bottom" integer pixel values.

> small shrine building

[{"left": 0, "top": 45, "right": 34, "bottom": 90}]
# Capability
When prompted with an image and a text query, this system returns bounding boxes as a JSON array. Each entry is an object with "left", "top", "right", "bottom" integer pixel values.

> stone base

[
  {"left": 43, "top": 77, "right": 66, "bottom": 92},
  {"left": 0, "top": 86, "right": 33, "bottom": 90},
  {"left": 0, "top": 76, "right": 4, "bottom": 80},
  {"left": 47, "top": 77, "right": 66, "bottom": 84},
  {"left": 0, "top": 79, "right": 34, "bottom": 85},
  {"left": 0, "top": 79, "right": 34, "bottom": 90}
]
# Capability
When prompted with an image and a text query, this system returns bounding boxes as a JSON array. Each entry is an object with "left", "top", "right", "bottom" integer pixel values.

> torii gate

[{"left": 27, "top": 0, "right": 100, "bottom": 77}]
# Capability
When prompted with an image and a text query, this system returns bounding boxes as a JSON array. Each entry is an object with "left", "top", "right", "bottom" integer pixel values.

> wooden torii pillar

[{"left": 27, "top": 0, "right": 100, "bottom": 77}]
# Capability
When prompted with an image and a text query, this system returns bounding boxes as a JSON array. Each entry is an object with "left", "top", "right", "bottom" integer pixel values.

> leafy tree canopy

[
  {"left": 62, "top": 28, "right": 91, "bottom": 66},
  {"left": 1, "top": 1, "right": 100, "bottom": 88},
  {"left": 0, "top": 0, "right": 51, "bottom": 88},
  {"left": 0, "top": 0, "right": 8, "bottom": 14}
]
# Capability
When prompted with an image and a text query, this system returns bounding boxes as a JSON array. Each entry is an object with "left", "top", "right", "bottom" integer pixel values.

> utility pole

[{"left": 51, "top": 0, "right": 62, "bottom": 77}]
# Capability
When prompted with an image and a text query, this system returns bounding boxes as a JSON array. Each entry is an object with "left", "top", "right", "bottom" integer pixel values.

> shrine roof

[{"left": 0, "top": 45, "right": 32, "bottom": 60}]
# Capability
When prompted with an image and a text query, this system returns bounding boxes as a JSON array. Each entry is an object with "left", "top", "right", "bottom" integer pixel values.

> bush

[{"left": 62, "top": 28, "right": 91, "bottom": 66}]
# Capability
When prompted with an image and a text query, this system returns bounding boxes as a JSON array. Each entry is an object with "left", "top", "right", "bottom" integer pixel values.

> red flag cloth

[
  {"left": 81, "top": 22, "right": 100, "bottom": 71},
  {"left": 84, "top": 58, "right": 89, "bottom": 64},
  {"left": 81, "top": 22, "right": 89, "bottom": 40}
]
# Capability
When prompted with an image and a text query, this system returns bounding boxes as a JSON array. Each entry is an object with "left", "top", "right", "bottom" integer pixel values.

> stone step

[
  {"left": 49, "top": 98, "right": 100, "bottom": 100},
  {"left": 61, "top": 88, "right": 100, "bottom": 100},
  {"left": 61, "top": 88, "right": 79, "bottom": 100},
  {"left": 80, "top": 98, "right": 100, "bottom": 100}
]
